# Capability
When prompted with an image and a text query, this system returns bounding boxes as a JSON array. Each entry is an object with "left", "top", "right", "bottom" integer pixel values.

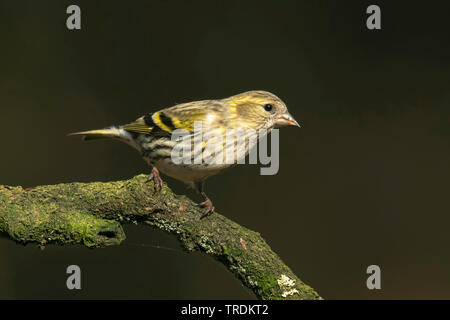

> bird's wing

[
  {"left": 123, "top": 100, "right": 227, "bottom": 135},
  {"left": 122, "top": 115, "right": 156, "bottom": 134}
]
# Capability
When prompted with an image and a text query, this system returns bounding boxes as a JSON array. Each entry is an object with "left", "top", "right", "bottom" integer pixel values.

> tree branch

[{"left": 0, "top": 175, "right": 321, "bottom": 300}]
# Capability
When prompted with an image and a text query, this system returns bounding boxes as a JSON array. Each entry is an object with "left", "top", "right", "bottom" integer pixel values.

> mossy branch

[{"left": 0, "top": 175, "right": 320, "bottom": 300}]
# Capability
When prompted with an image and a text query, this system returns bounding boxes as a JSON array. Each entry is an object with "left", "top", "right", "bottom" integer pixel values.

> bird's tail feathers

[{"left": 69, "top": 126, "right": 129, "bottom": 142}]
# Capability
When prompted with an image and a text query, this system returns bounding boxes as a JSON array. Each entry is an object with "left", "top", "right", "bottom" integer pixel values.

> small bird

[{"left": 70, "top": 90, "right": 300, "bottom": 218}]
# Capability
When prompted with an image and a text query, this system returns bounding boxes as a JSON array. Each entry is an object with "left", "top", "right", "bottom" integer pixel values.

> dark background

[{"left": 0, "top": 0, "right": 449, "bottom": 299}]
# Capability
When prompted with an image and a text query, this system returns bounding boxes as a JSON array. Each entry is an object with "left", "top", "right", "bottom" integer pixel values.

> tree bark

[{"left": 0, "top": 175, "right": 321, "bottom": 300}]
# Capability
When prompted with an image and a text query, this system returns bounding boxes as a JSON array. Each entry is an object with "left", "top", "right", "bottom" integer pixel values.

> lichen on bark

[{"left": 0, "top": 175, "right": 321, "bottom": 300}]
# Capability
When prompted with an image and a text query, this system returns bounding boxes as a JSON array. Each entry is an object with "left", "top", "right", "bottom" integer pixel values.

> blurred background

[{"left": 0, "top": 0, "right": 449, "bottom": 299}]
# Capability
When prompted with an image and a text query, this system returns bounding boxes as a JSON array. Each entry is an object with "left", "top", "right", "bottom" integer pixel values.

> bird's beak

[{"left": 274, "top": 112, "right": 301, "bottom": 128}]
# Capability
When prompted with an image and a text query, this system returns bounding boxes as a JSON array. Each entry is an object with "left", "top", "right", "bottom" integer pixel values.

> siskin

[{"left": 70, "top": 90, "right": 300, "bottom": 218}]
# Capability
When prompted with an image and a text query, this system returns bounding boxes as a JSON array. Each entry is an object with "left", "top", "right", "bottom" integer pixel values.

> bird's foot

[
  {"left": 146, "top": 167, "right": 163, "bottom": 191},
  {"left": 199, "top": 193, "right": 215, "bottom": 219}
]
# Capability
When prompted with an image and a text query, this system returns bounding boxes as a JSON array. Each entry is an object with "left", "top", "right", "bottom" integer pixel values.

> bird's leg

[
  {"left": 146, "top": 166, "right": 163, "bottom": 191},
  {"left": 199, "top": 192, "right": 215, "bottom": 219},
  {"left": 195, "top": 181, "right": 215, "bottom": 218}
]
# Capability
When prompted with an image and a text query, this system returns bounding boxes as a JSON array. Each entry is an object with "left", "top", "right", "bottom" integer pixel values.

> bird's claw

[
  {"left": 199, "top": 198, "right": 215, "bottom": 219},
  {"left": 146, "top": 167, "right": 163, "bottom": 191}
]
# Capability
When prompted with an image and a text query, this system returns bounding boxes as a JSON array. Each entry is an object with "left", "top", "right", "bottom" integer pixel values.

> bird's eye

[{"left": 264, "top": 104, "right": 273, "bottom": 112}]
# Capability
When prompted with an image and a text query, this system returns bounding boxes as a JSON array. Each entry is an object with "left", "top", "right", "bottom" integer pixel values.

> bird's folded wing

[
  {"left": 123, "top": 101, "right": 222, "bottom": 135},
  {"left": 122, "top": 116, "right": 155, "bottom": 134}
]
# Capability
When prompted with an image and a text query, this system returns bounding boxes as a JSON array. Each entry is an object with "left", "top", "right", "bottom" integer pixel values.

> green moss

[
  {"left": 240, "top": 263, "right": 279, "bottom": 298},
  {"left": 222, "top": 247, "right": 244, "bottom": 260},
  {"left": 0, "top": 175, "right": 321, "bottom": 299}
]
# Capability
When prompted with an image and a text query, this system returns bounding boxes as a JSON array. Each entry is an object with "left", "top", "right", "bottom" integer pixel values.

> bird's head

[{"left": 224, "top": 90, "right": 300, "bottom": 130}]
